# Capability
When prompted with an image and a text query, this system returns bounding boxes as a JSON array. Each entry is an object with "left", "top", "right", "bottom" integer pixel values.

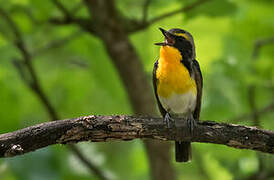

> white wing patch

[{"left": 159, "top": 91, "right": 197, "bottom": 116}]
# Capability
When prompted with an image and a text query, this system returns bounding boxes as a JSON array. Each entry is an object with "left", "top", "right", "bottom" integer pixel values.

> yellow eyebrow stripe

[{"left": 174, "top": 33, "right": 190, "bottom": 40}]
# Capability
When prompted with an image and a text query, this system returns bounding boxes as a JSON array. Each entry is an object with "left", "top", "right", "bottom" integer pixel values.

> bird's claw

[
  {"left": 164, "top": 113, "right": 174, "bottom": 128},
  {"left": 187, "top": 115, "right": 196, "bottom": 136}
]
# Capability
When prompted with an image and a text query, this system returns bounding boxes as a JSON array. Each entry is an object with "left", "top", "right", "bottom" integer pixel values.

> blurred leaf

[
  {"left": 203, "top": 153, "right": 233, "bottom": 180},
  {"left": 5, "top": 148, "right": 60, "bottom": 180},
  {"left": 185, "top": 0, "right": 237, "bottom": 20},
  {"left": 239, "top": 156, "right": 258, "bottom": 174}
]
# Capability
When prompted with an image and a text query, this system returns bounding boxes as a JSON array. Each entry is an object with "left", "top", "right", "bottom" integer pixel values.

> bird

[{"left": 153, "top": 28, "right": 203, "bottom": 162}]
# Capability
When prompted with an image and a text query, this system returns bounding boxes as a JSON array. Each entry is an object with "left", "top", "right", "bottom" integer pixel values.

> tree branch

[
  {"left": 252, "top": 37, "right": 274, "bottom": 59},
  {"left": 49, "top": 16, "right": 96, "bottom": 35},
  {"left": 68, "top": 144, "right": 108, "bottom": 180},
  {"left": 128, "top": 0, "right": 209, "bottom": 33},
  {"left": 142, "top": 0, "right": 151, "bottom": 23},
  {"left": 32, "top": 30, "right": 83, "bottom": 58},
  {"left": 49, "top": 0, "right": 96, "bottom": 35},
  {"left": 148, "top": 0, "right": 208, "bottom": 24},
  {"left": 51, "top": 0, "right": 71, "bottom": 18},
  {"left": 0, "top": 115, "right": 274, "bottom": 158}
]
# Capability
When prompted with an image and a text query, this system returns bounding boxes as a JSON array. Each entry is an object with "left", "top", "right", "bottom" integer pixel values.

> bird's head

[{"left": 155, "top": 28, "right": 196, "bottom": 59}]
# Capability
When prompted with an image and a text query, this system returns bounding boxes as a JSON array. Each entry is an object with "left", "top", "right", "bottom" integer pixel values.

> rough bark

[{"left": 1, "top": 115, "right": 274, "bottom": 158}]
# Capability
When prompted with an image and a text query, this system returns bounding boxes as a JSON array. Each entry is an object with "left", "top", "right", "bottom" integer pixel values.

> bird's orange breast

[{"left": 156, "top": 46, "right": 197, "bottom": 98}]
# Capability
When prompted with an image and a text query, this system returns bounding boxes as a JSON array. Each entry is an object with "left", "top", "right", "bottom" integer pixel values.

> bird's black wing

[
  {"left": 193, "top": 59, "right": 203, "bottom": 120},
  {"left": 153, "top": 60, "right": 167, "bottom": 117}
]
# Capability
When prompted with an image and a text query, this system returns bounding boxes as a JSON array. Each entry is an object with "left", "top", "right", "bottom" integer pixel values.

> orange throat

[{"left": 156, "top": 46, "right": 197, "bottom": 98}]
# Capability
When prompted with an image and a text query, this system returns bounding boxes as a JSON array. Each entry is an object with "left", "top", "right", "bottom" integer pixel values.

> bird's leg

[
  {"left": 187, "top": 114, "right": 196, "bottom": 136},
  {"left": 164, "top": 113, "right": 174, "bottom": 128}
]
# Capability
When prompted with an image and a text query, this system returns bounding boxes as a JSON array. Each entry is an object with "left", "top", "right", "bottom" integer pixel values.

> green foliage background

[{"left": 0, "top": 0, "right": 273, "bottom": 179}]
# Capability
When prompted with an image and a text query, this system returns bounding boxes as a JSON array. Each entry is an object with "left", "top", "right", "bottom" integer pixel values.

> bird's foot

[
  {"left": 187, "top": 115, "right": 196, "bottom": 136},
  {"left": 164, "top": 113, "right": 174, "bottom": 128}
]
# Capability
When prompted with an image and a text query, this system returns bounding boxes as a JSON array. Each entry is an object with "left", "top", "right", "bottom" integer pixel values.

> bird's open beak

[{"left": 154, "top": 28, "right": 175, "bottom": 46}]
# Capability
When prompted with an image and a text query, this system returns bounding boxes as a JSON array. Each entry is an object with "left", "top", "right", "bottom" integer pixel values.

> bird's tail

[{"left": 175, "top": 141, "right": 192, "bottom": 162}]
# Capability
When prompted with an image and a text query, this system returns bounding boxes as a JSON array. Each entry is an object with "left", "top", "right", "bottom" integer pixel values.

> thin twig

[
  {"left": 49, "top": 0, "right": 96, "bottom": 35},
  {"left": 244, "top": 36, "right": 274, "bottom": 179},
  {"left": 226, "top": 36, "right": 274, "bottom": 179},
  {"left": 71, "top": 2, "right": 85, "bottom": 15},
  {"left": 51, "top": 0, "right": 71, "bottom": 18},
  {"left": 51, "top": 0, "right": 84, "bottom": 18},
  {"left": 12, "top": 59, "right": 31, "bottom": 86},
  {"left": 32, "top": 31, "right": 83, "bottom": 58},
  {"left": 248, "top": 86, "right": 260, "bottom": 126},
  {"left": 128, "top": 0, "right": 209, "bottom": 33},
  {"left": 148, "top": 0, "right": 208, "bottom": 25},
  {"left": 252, "top": 37, "right": 274, "bottom": 59},
  {"left": 231, "top": 101, "right": 274, "bottom": 122},
  {"left": 68, "top": 145, "right": 108, "bottom": 180},
  {"left": 142, "top": 0, "right": 151, "bottom": 23},
  {"left": 248, "top": 36, "right": 274, "bottom": 126},
  {"left": 232, "top": 37, "right": 274, "bottom": 125},
  {"left": 49, "top": 16, "right": 96, "bottom": 35}
]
